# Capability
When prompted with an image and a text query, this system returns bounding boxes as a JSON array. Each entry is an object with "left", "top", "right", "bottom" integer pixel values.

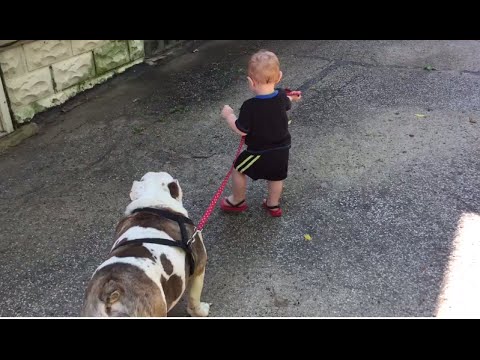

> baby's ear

[{"left": 277, "top": 71, "right": 283, "bottom": 84}]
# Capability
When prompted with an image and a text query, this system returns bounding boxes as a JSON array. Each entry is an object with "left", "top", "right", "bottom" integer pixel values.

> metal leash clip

[{"left": 187, "top": 228, "right": 201, "bottom": 246}]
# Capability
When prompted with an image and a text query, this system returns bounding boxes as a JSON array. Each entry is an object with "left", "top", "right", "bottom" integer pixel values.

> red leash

[{"left": 194, "top": 136, "right": 245, "bottom": 233}]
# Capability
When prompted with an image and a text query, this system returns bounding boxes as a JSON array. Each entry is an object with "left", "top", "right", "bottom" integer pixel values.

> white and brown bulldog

[{"left": 82, "top": 172, "right": 210, "bottom": 317}]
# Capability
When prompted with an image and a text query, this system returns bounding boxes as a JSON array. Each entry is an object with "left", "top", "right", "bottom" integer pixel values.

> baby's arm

[{"left": 222, "top": 105, "right": 247, "bottom": 136}]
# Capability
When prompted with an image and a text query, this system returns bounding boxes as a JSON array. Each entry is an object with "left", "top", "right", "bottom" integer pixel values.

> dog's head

[
  {"left": 130, "top": 172, "right": 183, "bottom": 202},
  {"left": 126, "top": 172, "right": 187, "bottom": 216}
]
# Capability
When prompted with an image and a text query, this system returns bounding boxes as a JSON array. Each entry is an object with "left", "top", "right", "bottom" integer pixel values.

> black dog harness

[{"left": 111, "top": 207, "right": 196, "bottom": 275}]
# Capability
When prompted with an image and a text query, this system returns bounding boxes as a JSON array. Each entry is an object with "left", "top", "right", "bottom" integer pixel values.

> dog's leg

[{"left": 186, "top": 268, "right": 210, "bottom": 317}]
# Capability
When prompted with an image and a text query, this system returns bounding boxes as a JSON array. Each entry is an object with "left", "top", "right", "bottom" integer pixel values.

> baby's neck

[{"left": 254, "top": 84, "right": 276, "bottom": 96}]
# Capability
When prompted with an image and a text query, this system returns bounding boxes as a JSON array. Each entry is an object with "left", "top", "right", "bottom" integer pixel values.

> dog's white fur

[{"left": 83, "top": 172, "right": 209, "bottom": 317}]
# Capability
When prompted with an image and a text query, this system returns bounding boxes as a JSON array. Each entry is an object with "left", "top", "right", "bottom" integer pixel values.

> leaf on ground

[
  {"left": 132, "top": 126, "right": 145, "bottom": 134},
  {"left": 304, "top": 234, "right": 312, "bottom": 241},
  {"left": 424, "top": 65, "right": 437, "bottom": 71},
  {"left": 169, "top": 105, "right": 188, "bottom": 114},
  {"left": 415, "top": 114, "right": 427, "bottom": 118}
]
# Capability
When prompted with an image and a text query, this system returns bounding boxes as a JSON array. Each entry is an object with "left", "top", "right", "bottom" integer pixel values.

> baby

[{"left": 220, "top": 50, "right": 301, "bottom": 217}]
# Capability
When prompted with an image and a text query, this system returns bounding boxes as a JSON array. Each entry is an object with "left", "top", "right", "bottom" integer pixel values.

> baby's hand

[
  {"left": 285, "top": 89, "right": 302, "bottom": 102},
  {"left": 288, "top": 94, "right": 302, "bottom": 102},
  {"left": 221, "top": 105, "right": 235, "bottom": 119}
]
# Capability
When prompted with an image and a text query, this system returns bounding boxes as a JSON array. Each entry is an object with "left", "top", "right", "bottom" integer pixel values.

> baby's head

[{"left": 247, "top": 50, "right": 282, "bottom": 92}]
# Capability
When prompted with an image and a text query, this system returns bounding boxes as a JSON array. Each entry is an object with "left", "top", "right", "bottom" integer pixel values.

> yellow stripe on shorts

[
  {"left": 239, "top": 155, "right": 261, "bottom": 173},
  {"left": 236, "top": 155, "right": 254, "bottom": 171}
]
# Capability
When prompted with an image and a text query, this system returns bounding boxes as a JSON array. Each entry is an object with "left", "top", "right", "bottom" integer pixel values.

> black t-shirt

[{"left": 235, "top": 88, "right": 291, "bottom": 153}]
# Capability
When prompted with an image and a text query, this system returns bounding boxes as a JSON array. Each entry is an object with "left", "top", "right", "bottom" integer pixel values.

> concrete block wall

[
  {"left": 0, "top": 40, "right": 145, "bottom": 124},
  {"left": 144, "top": 40, "right": 183, "bottom": 57}
]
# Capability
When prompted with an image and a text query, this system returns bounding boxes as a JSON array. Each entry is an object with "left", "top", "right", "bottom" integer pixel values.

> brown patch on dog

[
  {"left": 115, "top": 212, "right": 183, "bottom": 240},
  {"left": 160, "top": 254, "right": 173, "bottom": 275},
  {"left": 160, "top": 274, "right": 183, "bottom": 310},
  {"left": 116, "top": 238, "right": 128, "bottom": 247},
  {"left": 110, "top": 242, "right": 155, "bottom": 262},
  {"left": 184, "top": 256, "right": 190, "bottom": 282},
  {"left": 190, "top": 232, "right": 207, "bottom": 276},
  {"left": 83, "top": 263, "right": 167, "bottom": 317},
  {"left": 168, "top": 181, "right": 179, "bottom": 199}
]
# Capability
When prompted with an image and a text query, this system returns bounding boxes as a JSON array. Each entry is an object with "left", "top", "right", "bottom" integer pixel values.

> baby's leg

[
  {"left": 267, "top": 180, "right": 283, "bottom": 206},
  {"left": 228, "top": 169, "right": 247, "bottom": 204}
]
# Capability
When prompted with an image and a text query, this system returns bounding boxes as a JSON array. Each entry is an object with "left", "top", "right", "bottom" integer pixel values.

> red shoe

[
  {"left": 220, "top": 197, "right": 248, "bottom": 213},
  {"left": 262, "top": 199, "right": 282, "bottom": 217}
]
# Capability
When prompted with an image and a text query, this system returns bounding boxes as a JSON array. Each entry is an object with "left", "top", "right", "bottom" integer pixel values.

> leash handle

[
  {"left": 285, "top": 88, "right": 302, "bottom": 97},
  {"left": 196, "top": 136, "right": 245, "bottom": 231}
]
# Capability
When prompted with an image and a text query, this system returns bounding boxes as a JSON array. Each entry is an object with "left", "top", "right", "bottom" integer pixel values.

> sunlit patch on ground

[{"left": 436, "top": 213, "right": 480, "bottom": 318}]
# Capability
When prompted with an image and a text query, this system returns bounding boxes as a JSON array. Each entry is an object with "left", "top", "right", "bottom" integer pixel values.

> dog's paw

[{"left": 187, "top": 302, "right": 211, "bottom": 317}]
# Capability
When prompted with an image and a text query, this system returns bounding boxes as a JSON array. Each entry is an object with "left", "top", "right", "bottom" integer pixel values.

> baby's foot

[
  {"left": 220, "top": 196, "right": 248, "bottom": 212},
  {"left": 263, "top": 199, "right": 282, "bottom": 217}
]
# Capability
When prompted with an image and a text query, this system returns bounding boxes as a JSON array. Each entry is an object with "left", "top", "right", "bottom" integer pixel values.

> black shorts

[{"left": 233, "top": 148, "right": 289, "bottom": 181}]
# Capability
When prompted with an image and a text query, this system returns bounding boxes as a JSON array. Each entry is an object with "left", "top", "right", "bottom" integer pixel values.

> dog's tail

[
  {"left": 102, "top": 280, "right": 124, "bottom": 315},
  {"left": 82, "top": 279, "right": 129, "bottom": 317},
  {"left": 81, "top": 264, "right": 167, "bottom": 317}
]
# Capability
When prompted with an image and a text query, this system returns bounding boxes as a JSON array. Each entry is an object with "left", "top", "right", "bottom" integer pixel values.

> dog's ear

[
  {"left": 130, "top": 180, "right": 145, "bottom": 201},
  {"left": 168, "top": 180, "right": 180, "bottom": 200}
]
